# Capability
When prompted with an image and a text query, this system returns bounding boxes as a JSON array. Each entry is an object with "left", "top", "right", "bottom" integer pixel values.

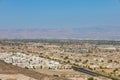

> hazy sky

[{"left": 0, "top": 0, "right": 120, "bottom": 29}]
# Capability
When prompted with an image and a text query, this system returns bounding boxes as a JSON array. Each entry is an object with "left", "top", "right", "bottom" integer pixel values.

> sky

[{"left": 0, "top": 0, "right": 120, "bottom": 29}]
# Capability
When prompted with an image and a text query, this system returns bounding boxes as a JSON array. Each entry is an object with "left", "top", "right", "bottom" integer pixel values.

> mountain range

[{"left": 0, "top": 26, "right": 120, "bottom": 40}]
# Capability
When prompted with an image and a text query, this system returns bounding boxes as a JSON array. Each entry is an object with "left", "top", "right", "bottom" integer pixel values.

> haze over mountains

[{"left": 0, "top": 26, "right": 120, "bottom": 40}]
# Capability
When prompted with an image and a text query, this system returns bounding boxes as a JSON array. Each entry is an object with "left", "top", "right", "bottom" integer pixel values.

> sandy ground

[
  {"left": 0, "top": 60, "right": 69, "bottom": 80},
  {"left": 34, "top": 69, "right": 85, "bottom": 76},
  {"left": 0, "top": 74, "right": 36, "bottom": 80}
]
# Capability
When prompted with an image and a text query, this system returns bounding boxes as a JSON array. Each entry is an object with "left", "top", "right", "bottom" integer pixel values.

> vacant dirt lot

[
  {"left": 0, "top": 60, "right": 69, "bottom": 80},
  {"left": 0, "top": 74, "right": 36, "bottom": 80}
]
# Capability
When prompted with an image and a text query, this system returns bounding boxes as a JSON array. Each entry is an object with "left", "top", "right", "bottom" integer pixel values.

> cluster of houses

[{"left": 0, "top": 53, "right": 71, "bottom": 69}]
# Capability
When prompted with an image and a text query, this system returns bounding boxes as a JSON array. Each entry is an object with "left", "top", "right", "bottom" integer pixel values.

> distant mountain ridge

[{"left": 0, "top": 26, "right": 120, "bottom": 40}]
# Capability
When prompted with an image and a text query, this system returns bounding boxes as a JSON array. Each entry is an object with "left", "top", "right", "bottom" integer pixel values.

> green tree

[{"left": 88, "top": 77, "right": 94, "bottom": 80}]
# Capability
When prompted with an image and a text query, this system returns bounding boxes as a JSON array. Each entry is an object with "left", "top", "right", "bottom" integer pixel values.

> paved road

[
  {"left": 72, "top": 66, "right": 99, "bottom": 76},
  {"left": 72, "top": 66, "right": 120, "bottom": 80}
]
